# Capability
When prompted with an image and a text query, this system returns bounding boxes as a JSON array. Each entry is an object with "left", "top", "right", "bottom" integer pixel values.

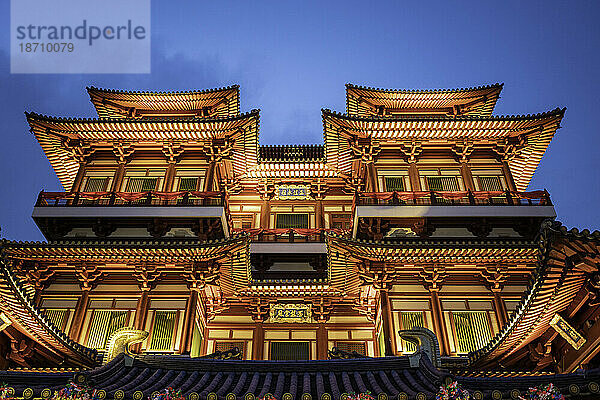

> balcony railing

[
  {"left": 233, "top": 228, "right": 347, "bottom": 242},
  {"left": 35, "top": 190, "right": 226, "bottom": 207},
  {"left": 354, "top": 190, "right": 551, "bottom": 207}
]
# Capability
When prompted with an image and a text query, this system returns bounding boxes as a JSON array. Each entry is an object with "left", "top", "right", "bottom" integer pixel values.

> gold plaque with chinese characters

[
  {"left": 274, "top": 184, "right": 311, "bottom": 200},
  {"left": 270, "top": 303, "right": 312, "bottom": 323},
  {"left": 550, "top": 314, "right": 586, "bottom": 350}
]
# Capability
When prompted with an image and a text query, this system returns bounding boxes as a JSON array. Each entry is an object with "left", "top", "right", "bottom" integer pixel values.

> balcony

[
  {"left": 233, "top": 228, "right": 347, "bottom": 254},
  {"left": 352, "top": 190, "right": 556, "bottom": 239},
  {"left": 33, "top": 191, "right": 231, "bottom": 240}
]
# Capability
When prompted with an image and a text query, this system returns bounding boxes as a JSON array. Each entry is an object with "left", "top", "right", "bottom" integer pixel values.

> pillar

[
  {"left": 315, "top": 200, "right": 323, "bottom": 229},
  {"left": 260, "top": 199, "right": 271, "bottom": 229},
  {"left": 204, "top": 161, "right": 217, "bottom": 191},
  {"left": 460, "top": 163, "right": 475, "bottom": 190},
  {"left": 379, "top": 290, "right": 397, "bottom": 356},
  {"left": 68, "top": 290, "right": 89, "bottom": 342},
  {"left": 179, "top": 290, "right": 198, "bottom": 354},
  {"left": 164, "top": 164, "right": 176, "bottom": 192},
  {"left": 408, "top": 163, "right": 421, "bottom": 191},
  {"left": 365, "top": 163, "right": 377, "bottom": 192},
  {"left": 492, "top": 290, "right": 508, "bottom": 328},
  {"left": 111, "top": 164, "right": 126, "bottom": 192},
  {"left": 71, "top": 163, "right": 87, "bottom": 192},
  {"left": 317, "top": 323, "right": 327, "bottom": 359},
  {"left": 131, "top": 291, "right": 150, "bottom": 353},
  {"left": 502, "top": 162, "right": 517, "bottom": 191},
  {"left": 429, "top": 290, "right": 450, "bottom": 356},
  {"left": 253, "top": 322, "right": 264, "bottom": 360}
]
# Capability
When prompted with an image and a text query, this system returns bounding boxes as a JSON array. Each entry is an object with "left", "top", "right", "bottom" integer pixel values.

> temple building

[{"left": 1, "top": 83, "right": 600, "bottom": 399}]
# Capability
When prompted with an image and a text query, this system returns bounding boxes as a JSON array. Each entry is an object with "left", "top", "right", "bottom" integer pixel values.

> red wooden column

[
  {"left": 68, "top": 290, "right": 89, "bottom": 342},
  {"left": 379, "top": 290, "right": 397, "bottom": 356},
  {"left": 253, "top": 322, "right": 264, "bottom": 360},
  {"left": 492, "top": 290, "right": 508, "bottom": 328},
  {"left": 460, "top": 163, "right": 475, "bottom": 190},
  {"left": 429, "top": 290, "right": 450, "bottom": 356},
  {"left": 317, "top": 323, "right": 327, "bottom": 359},
  {"left": 408, "top": 163, "right": 421, "bottom": 191},
  {"left": 179, "top": 290, "right": 199, "bottom": 354}
]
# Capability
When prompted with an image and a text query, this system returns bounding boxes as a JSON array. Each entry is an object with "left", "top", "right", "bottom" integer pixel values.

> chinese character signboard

[
  {"left": 550, "top": 314, "right": 586, "bottom": 350},
  {"left": 270, "top": 303, "right": 312, "bottom": 323},
  {"left": 275, "top": 184, "right": 311, "bottom": 200}
]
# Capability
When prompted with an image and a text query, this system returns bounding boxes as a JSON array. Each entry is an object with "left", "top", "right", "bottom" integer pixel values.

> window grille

[
  {"left": 384, "top": 177, "right": 405, "bottom": 191},
  {"left": 149, "top": 311, "right": 177, "bottom": 351},
  {"left": 479, "top": 176, "right": 503, "bottom": 191},
  {"left": 83, "top": 177, "right": 108, "bottom": 192},
  {"left": 331, "top": 214, "right": 351, "bottom": 230},
  {"left": 335, "top": 341, "right": 366, "bottom": 356},
  {"left": 125, "top": 177, "right": 158, "bottom": 192},
  {"left": 270, "top": 341, "right": 310, "bottom": 360},
  {"left": 86, "top": 310, "right": 129, "bottom": 349},
  {"left": 400, "top": 312, "right": 424, "bottom": 352},
  {"left": 44, "top": 309, "right": 68, "bottom": 330},
  {"left": 275, "top": 213, "right": 309, "bottom": 229},
  {"left": 426, "top": 176, "right": 459, "bottom": 191},
  {"left": 452, "top": 311, "right": 492, "bottom": 353},
  {"left": 178, "top": 177, "right": 198, "bottom": 191},
  {"left": 215, "top": 341, "right": 245, "bottom": 355}
]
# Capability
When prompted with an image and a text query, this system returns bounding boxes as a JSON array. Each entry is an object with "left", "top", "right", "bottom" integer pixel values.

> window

[
  {"left": 400, "top": 312, "right": 424, "bottom": 352},
  {"left": 149, "top": 311, "right": 177, "bottom": 351},
  {"left": 86, "top": 310, "right": 129, "bottom": 349},
  {"left": 330, "top": 214, "right": 351, "bottom": 230},
  {"left": 125, "top": 177, "right": 158, "bottom": 192},
  {"left": 426, "top": 176, "right": 460, "bottom": 191},
  {"left": 215, "top": 341, "right": 245, "bottom": 356},
  {"left": 384, "top": 177, "right": 405, "bottom": 192},
  {"left": 275, "top": 213, "right": 309, "bottom": 229},
  {"left": 451, "top": 311, "right": 492, "bottom": 353},
  {"left": 44, "top": 309, "right": 68, "bottom": 330},
  {"left": 83, "top": 177, "right": 109, "bottom": 192},
  {"left": 178, "top": 177, "right": 199, "bottom": 191},
  {"left": 478, "top": 176, "right": 503, "bottom": 192},
  {"left": 335, "top": 341, "right": 366, "bottom": 356},
  {"left": 270, "top": 341, "right": 310, "bottom": 360}
]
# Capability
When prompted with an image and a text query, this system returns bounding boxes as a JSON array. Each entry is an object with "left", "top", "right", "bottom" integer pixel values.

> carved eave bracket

[
  {"left": 357, "top": 262, "right": 394, "bottom": 291},
  {"left": 492, "top": 137, "right": 528, "bottom": 163},
  {"left": 450, "top": 140, "right": 475, "bottom": 163},
  {"left": 348, "top": 136, "right": 380, "bottom": 165},
  {"left": 182, "top": 261, "right": 220, "bottom": 291},
  {"left": 256, "top": 181, "right": 275, "bottom": 200},
  {"left": 221, "top": 178, "right": 242, "bottom": 195},
  {"left": 205, "top": 295, "right": 230, "bottom": 322},
  {"left": 61, "top": 139, "right": 97, "bottom": 165},
  {"left": 245, "top": 297, "right": 271, "bottom": 322},
  {"left": 310, "top": 178, "right": 329, "bottom": 200},
  {"left": 75, "top": 264, "right": 103, "bottom": 292},
  {"left": 112, "top": 142, "right": 135, "bottom": 164},
  {"left": 418, "top": 265, "right": 447, "bottom": 292},
  {"left": 399, "top": 141, "right": 423, "bottom": 163},
  {"left": 203, "top": 137, "right": 235, "bottom": 163},
  {"left": 479, "top": 264, "right": 509, "bottom": 292},
  {"left": 311, "top": 298, "right": 333, "bottom": 322},
  {"left": 133, "top": 264, "right": 162, "bottom": 291},
  {"left": 161, "top": 142, "right": 185, "bottom": 164}
]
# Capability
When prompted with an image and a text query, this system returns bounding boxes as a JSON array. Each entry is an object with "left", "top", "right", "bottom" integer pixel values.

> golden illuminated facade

[{"left": 2, "top": 83, "right": 600, "bottom": 399}]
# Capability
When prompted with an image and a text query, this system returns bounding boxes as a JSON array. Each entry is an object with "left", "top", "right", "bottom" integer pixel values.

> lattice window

[
  {"left": 335, "top": 341, "right": 366, "bottom": 356},
  {"left": 275, "top": 213, "right": 309, "bottom": 229},
  {"left": 330, "top": 214, "right": 351, "bottom": 230},
  {"left": 125, "top": 177, "right": 157, "bottom": 192},
  {"left": 384, "top": 176, "right": 405, "bottom": 191},
  {"left": 178, "top": 177, "right": 199, "bottom": 191},
  {"left": 214, "top": 341, "right": 245, "bottom": 355},
  {"left": 44, "top": 309, "right": 68, "bottom": 330},
  {"left": 400, "top": 312, "right": 424, "bottom": 353},
  {"left": 270, "top": 341, "right": 310, "bottom": 360},
  {"left": 452, "top": 311, "right": 492, "bottom": 353},
  {"left": 83, "top": 177, "right": 109, "bottom": 192},
  {"left": 86, "top": 310, "right": 129, "bottom": 349},
  {"left": 149, "top": 311, "right": 177, "bottom": 351},
  {"left": 478, "top": 176, "right": 503, "bottom": 191},
  {"left": 426, "top": 176, "right": 459, "bottom": 191}
]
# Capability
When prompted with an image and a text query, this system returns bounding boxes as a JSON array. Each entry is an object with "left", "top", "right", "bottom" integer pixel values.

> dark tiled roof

[
  {"left": 259, "top": 145, "right": 324, "bottom": 162},
  {"left": 2, "top": 353, "right": 600, "bottom": 399}
]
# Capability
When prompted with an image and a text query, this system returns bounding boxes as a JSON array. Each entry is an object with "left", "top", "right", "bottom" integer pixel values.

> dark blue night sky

[{"left": 1, "top": 1, "right": 599, "bottom": 240}]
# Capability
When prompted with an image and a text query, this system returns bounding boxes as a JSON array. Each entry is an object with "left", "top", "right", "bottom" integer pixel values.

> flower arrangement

[
  {"left": 436, "top": 381, "right": 470, "bottom": 400},
  {"left": 51, "top": 382, "right": 100, "bottom": 400},
  {"left": 0, "top": 384, "right": 15, "bottom": 400},
  {"left": 519, "top": 383, "right": 564, "bottom": 400},
  {"left": 149, "top": 388, "right": 186, "bottom": 400},
  {"left": 346, "top": 392, "right": 375, "bottom": 400}
]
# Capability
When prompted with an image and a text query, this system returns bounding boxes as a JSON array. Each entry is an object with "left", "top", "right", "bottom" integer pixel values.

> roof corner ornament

[
  {"left": 104, "top": 327, "right": 149, "bottom": 364},
  {"left": 397, "top": 327, "right": 442, "bottom": 368}
]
